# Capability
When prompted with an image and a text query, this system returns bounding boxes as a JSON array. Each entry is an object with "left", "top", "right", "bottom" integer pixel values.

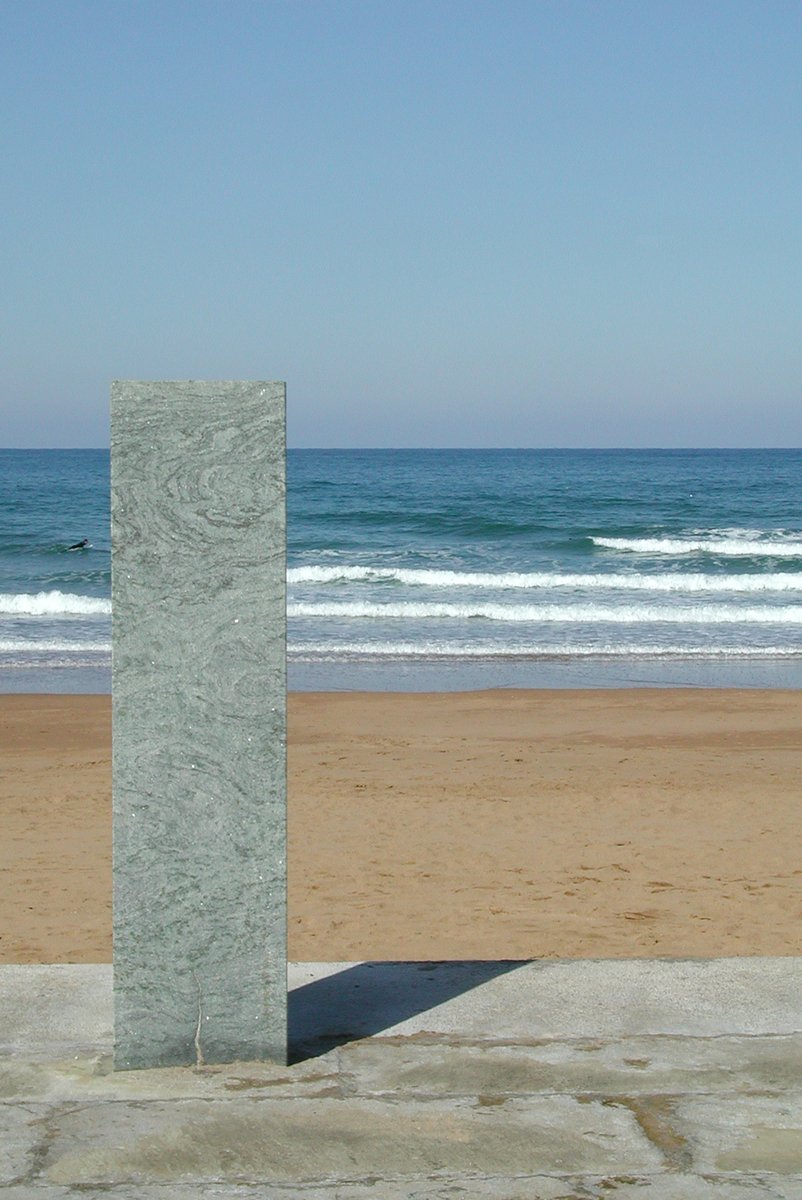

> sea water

[
  {"left": 289, "top": 448, "right": 802, "bottom": 690},
  {"left": 0, "top": 449, "right": 110, "bottom": 692},
  {"left": 3, "top": 447, "right": 802, "bottom": 692}
]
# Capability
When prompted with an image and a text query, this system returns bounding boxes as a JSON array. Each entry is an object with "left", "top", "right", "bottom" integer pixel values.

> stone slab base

[{"left": 1, "top": 960, "right": 801, "bottom": 1195}]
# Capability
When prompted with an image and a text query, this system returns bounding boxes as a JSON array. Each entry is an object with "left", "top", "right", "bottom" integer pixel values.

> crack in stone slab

[
  {"left": 14, "top": 1103, "right": 70, "bottom": 1188},
  {"left": 192, "top": 972, "right": 205, "bottom": 1070}
]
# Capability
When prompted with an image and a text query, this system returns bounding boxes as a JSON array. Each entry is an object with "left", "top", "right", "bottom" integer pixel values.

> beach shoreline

[{"left": 2, "top": 688, "right": 801, "bottom": 963}]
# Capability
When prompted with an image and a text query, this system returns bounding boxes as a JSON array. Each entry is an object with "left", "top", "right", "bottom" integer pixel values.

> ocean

[
  {"left": 2, "top": 447, "right": 802, "bottom": 692},
  {"left": 0, "top": 449, "right": 111, "bottom": 693}
]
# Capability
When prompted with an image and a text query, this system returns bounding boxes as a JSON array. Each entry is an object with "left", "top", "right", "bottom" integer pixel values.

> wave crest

[
  {"left": 0, "top": 638, "right": 111, "bottom": 652},
  {"left": 289, "top": 600, "right": 802, "bottom": 624},
  {"left": 0, "top": 591, "right": 111, "bottom": 616},
  {"left": 288, "top": 565, "right": 802, "bottom": 593},
  {"left": 290, "top": 641, "right": 802, "bottom": 660},
  {"left": 593, "top": 536, "right": 802, "bottom": 557}
]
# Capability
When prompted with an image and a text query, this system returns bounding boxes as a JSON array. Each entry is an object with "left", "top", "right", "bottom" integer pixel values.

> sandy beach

[{"left": 1, "top": 689, "right": 800, "bottom": 963}]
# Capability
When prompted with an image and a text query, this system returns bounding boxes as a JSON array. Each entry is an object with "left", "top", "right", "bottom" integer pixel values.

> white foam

[
  {"left": 593, "top": 536, "right": 802, "bottom": 557},
  {"left": 288, "top": 601, "right": 802, "bottom": 624},
  {"left": 288, "top": 565, "right": 802, "bottom": 593},
  {"left": 0, "top": 639, "right": 111, "bottom": 652},
  {"left": 289, "top": 641, "right": 802, "bottom": 660},
  {"left": 0, "top": 591, "right": 111, "bottom": 616}
]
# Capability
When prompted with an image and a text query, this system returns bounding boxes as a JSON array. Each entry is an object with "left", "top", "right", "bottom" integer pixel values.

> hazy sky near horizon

[{"left": 2, "top": 0, "right": 800, "bottom": 448}]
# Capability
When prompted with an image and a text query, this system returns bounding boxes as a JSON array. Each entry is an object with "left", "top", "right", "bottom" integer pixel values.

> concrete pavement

[{"left": 1, "top": 958, "right": 802, "bottom": 1197}]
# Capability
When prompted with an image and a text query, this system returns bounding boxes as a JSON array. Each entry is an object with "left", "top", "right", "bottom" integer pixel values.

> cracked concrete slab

[
  {"left": 339, "top": 1035, "right": 802, "bottom": 1099},
  {"left": 2, "top": 1175, "right": 802, "bottom": 1198},
  {"left": 289, "top": 959, "right": 802, "bottom": 1043},
  {"left": 677, "top": 1095, "right": 802, "bottom": 1174},
  {"left": 0, "top": 1052, "right": 343, "bottom": 1103},
  {"left": 3, "top": 960, "right": 801, "bottom": 1061},
  {"left": 276, "top": 1181, "right": 802, "bottom": 1200},
  {"left": 40, "top": 1095, "right": 665, "bottom": 1186},
  {"left": 3, "top": 961, "right": 802, "bottom": 1194},
  {"left": 5, "top": 1034, "right": 802, "bottom": 1107},
  {"left": 0, "top": 965, "right": 112, "bottom": 1059},
  {"left": 0, "top": 1103, "right": 48, "bottom": 1186}
]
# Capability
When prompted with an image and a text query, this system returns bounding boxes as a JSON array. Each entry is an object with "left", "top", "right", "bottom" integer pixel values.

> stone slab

[
  {"left": 111, "top": 381, "right": 286, "bottom": 1068},
  {"left": 0, "top": 965, "right": 112, "bottom": 1059},
  {"left": 3, "top": 960, "right": 802, "bottom": 1061},
  {"left": 0, "top": 1108, "right": 36, "bottom": 1186},
  {"left": 5, "top": 1035, "right": 802, "bottom": 1106},
  {"left": 0, "top": 1103, "right": 49, "bottom": 1185},
  {"left": 2, "top": 1177, "right": 802, "bottom": 1199},
  {"left": 678, "top": 1096, "right": 802, "bottom": 1174},
  {"left": 275, "top": 1180, "right": 802, "bottom": 1199},
  {"left": 4, "top": 962, "right": 802, "bottom": 1196},
  {"left": 4, "top": 1034, "right": 802, "bottom": 1110},
  {"left": 40, "top": 1095, "right": 664, "bottom": 1186},
  {"left": 289, "top": 959, "right": 802, "bottom": 1045},
  {"left": 0, "top": 1051, "right": 342, "bottom": 1103},
  {"left": 339, "top": 1035, "right": 802, "bottom": 1100}
]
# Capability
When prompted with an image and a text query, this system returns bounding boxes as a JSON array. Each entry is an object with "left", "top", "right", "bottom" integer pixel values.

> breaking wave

[
  {"left": 290, "top": 641, "right": 802, "bottom": 660},
  {"left": 288, "top": 565, "right": 802, "bottom": 593},
  {"left": 0, "top": 591, "right": 111, "bottom": 616},
  {"left": 593, "top": 536, "right": 802, "bottom": 557},
  {"left": 289, "top": 601, "right": 802, "bottom": 624},
  {"left": 0, "top": 638, "right": 110, "bottom": 653}
]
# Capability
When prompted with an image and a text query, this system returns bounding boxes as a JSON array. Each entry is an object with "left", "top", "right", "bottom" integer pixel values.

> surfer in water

[{"left": 67, "top": 538, "right": 90, "bottom": 551}]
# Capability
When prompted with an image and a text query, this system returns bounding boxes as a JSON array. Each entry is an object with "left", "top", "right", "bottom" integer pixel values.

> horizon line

[{"left": 2, "top": 445, "right": 801, "bottom": 454}]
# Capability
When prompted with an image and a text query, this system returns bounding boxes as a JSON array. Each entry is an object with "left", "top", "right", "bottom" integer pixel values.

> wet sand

[{"left": 2, "top": 690, "right": 800, "bottom": 962}]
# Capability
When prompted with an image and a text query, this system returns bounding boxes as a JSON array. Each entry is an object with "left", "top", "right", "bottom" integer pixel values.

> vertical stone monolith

[{"left": 111, "top": 381, "right": 286, "bottom": 1068}]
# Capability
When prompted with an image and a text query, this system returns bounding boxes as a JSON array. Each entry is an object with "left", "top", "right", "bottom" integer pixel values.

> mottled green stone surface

[{"left": 111, "top": 381, "right": 286, "bottom": 1068}]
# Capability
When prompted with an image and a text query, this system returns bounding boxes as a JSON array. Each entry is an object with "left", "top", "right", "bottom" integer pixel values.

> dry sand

[{"left": 1, "top": 689, "right": 800, "bottom": 963}]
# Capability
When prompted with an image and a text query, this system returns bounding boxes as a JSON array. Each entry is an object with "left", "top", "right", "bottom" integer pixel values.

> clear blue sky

[{"left": 2, "top": 0, "right": 800, "bottom": 447}]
